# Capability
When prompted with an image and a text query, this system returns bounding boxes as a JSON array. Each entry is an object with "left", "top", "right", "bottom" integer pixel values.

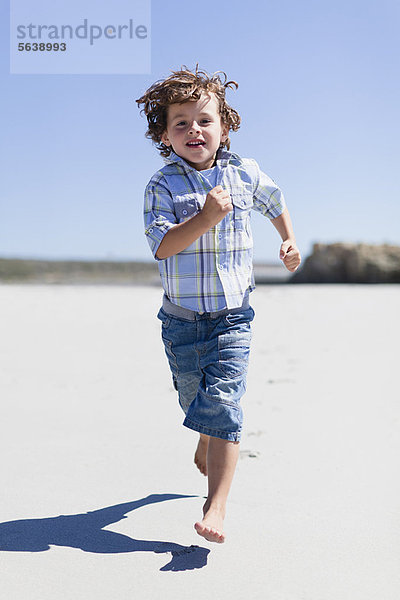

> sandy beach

[{"left": 1, "top": 283, "right": 399, "bottom": 600}]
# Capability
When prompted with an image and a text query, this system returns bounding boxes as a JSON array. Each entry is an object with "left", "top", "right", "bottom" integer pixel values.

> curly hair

[{"left": 136, "top": 65, "right": 241, "bottom": 157}]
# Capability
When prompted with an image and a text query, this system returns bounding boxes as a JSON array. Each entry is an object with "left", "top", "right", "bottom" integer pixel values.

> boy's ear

[
  {"left": 220, "top": 123, "right": 229, "bottom": 143},
  {"left": 161, "top": 131, "right": 171, "bottom": 146}
]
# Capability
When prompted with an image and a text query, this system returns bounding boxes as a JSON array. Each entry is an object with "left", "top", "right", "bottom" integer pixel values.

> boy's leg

[
  {"left": 194, "top": 436, "right": 240, "bottom": 543},
  {"left": 188, "top": 308, "right": 254, "bottom": 542}
]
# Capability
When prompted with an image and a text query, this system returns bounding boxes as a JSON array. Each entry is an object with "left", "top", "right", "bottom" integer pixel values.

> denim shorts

[{"left": 157, "top": 299, "right": 255, "bottom": 442}]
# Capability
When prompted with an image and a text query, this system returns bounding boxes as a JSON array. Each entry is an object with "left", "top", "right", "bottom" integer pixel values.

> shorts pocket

[
  {"left": 164, "top": 339, "right": 178, "bottom": 372},
  {"left": 218, "top": 326, "right": 252, "bottom": 378},
  {"left": 223, "top": 306, "right": 255, "bottom": 327},
  {"left": 157, "top": 307, "right": 172, "bottom": 330}
]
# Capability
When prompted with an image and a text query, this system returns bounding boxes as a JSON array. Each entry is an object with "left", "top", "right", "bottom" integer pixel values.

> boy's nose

[{"left": 188, "top": 120, "right": 201, "bottom": 134}]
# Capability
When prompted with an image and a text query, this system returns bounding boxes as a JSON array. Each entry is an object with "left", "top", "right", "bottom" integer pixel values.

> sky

[{"left": 1, "top": 0, "right": 399, "bottom": 264}]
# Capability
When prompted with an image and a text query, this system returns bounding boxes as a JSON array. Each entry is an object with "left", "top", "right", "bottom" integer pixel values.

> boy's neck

[{"left": 176, "top": 149, "right": 220, "bottom": 171}]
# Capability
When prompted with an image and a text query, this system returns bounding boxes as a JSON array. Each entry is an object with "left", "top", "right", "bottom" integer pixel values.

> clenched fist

[
  {"left": 279, "top": 240, "right": 301, "bottom": 272},
  {"left": 199, "top": 185, "right": 233, "bottom": 228}
]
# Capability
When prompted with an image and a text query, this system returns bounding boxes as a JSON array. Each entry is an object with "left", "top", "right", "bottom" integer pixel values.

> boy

[{"left": 136, "top": 66, "right": 301, "bottom": 544}]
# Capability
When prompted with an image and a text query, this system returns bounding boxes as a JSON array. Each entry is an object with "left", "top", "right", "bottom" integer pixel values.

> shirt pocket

[
  {"left": 174, "top": 197, "right": 199, "bottom": 223},
  {"left": 231, "top": 193, "right": 253, "bottom": 230}
]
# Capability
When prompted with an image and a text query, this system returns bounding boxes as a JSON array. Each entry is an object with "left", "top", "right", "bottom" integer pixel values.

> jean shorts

[{"left": 157, "top": 297, "right": 255, "bottom": 442}]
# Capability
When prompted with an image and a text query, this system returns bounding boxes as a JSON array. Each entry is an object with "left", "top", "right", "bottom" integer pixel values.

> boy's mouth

[{"left": 186, "top": 140, "right": 205, "bottom": 147}]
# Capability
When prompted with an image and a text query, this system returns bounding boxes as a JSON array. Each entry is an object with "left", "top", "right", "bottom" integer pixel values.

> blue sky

[{"left": 1, "top": 0, "right": 399, "bottom": 263}]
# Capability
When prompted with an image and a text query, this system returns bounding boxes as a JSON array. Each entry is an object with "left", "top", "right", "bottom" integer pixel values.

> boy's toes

[
  {"left": 194, "top": 522, "right": 225, "bottom": 544},
  {"left": 194, "top": 521, "right": 204, "bottom": 534},
  {"left": 209, "top": 527, "right": 225, "bottom": 542},
  {"left": 194, "top": 457, "right": 207, "bottom": 476},
  {"left": 194, "top": 435, "right": 209, "bottom": 476}
]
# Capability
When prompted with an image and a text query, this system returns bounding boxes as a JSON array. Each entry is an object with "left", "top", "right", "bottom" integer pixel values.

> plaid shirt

[{"left": 144, "top": 148, "right": 286, "bottom": 311}]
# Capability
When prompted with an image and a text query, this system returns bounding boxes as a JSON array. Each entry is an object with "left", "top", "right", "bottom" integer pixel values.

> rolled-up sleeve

[
  {"left": 144, "top": 174, "right": 177, "bottom": 259},
  {"left": 252, "top": 161, "right": 286, "bottom": 220}
]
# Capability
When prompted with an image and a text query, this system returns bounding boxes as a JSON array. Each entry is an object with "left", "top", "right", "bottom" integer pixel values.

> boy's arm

[
  {"left": 250, "top": 161, "right": 301, "bottom": 272},
  {"left": 270, "top": 207, "right": 301, "bottom": 272},
  {"left": 156, "top": 185, "right": 232, "bottom": 259},
  {"left": 156, "top": 213, "right": 212, "bottom": 259}
]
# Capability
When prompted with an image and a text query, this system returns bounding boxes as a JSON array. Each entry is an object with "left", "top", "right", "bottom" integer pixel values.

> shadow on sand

[{"left": 0, "top": 494, "right": 210, "bottom": 571}]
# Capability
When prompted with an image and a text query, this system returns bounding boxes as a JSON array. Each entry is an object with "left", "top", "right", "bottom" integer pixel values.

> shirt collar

[{"left": 163, "top": 147, "right": 233, "bottom": 172}]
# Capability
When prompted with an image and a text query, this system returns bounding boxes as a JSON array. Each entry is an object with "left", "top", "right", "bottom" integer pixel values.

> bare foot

[
  {"left": 194, "top": 504, "right": 225, "bottom": 543},
  {"left": 194, "top": 434, "right": 209, "bottom": 476}
]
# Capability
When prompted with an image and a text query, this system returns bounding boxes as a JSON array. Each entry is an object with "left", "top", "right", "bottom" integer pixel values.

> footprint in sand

[{"left": 239, "top": 449, "right": 261, "bottom": 459}]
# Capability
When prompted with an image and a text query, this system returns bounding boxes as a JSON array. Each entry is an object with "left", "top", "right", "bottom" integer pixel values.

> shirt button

[
  {"left": 218, "top": 234, "right": 222, "bottom": 239},
  {"left": 149, "top": 228, "right": 153, "bottom": 233},
  {"left": 182, "top": 209, "right": 188, "bottom": 215},
  {"left": 241, "top": 200, "right": 246, "bottom": 206}
]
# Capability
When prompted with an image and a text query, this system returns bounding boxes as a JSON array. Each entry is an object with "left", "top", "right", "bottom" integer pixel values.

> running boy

[{"left": 136, "top": 66, "right": 301, "bottom": 544}]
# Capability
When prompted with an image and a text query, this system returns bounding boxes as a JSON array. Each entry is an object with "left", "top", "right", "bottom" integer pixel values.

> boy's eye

[{"left": 175, "top": 119, "right": 211, "bottom": 127}]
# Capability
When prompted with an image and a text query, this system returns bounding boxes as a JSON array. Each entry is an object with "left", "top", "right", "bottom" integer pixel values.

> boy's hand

[
  {"left": 280, "top": 240, "right": 301, "bottom": 272},
  {"left": 199, "top": 185, "right": 233, "bottom": 228}
]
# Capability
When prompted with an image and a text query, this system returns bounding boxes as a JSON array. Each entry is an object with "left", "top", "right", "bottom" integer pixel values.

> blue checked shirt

[{"left": 144, "top": 148, "right": 286, "bottom": 311}]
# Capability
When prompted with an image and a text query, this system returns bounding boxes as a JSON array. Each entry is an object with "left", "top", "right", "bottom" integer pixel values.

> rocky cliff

[{"left": 291, "top": 243, "right": 400, "bottom": 283}]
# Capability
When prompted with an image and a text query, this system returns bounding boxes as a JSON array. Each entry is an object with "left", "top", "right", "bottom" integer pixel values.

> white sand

[{"left": 1, "top": 284, "right": 399, "bottom": 599}]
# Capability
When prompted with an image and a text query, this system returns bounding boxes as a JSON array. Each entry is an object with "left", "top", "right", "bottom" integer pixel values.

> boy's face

[{"left": 161, "top": 92, "right": 229, "bottom": 171}]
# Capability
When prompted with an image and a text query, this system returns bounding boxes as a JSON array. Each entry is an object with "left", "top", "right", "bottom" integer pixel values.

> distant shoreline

[
  {"left": 0, "top": 257, "right": 291, "bottom": 285},
  {"left": 4, "top": 243, "right": 398, "bottom": 284}
]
